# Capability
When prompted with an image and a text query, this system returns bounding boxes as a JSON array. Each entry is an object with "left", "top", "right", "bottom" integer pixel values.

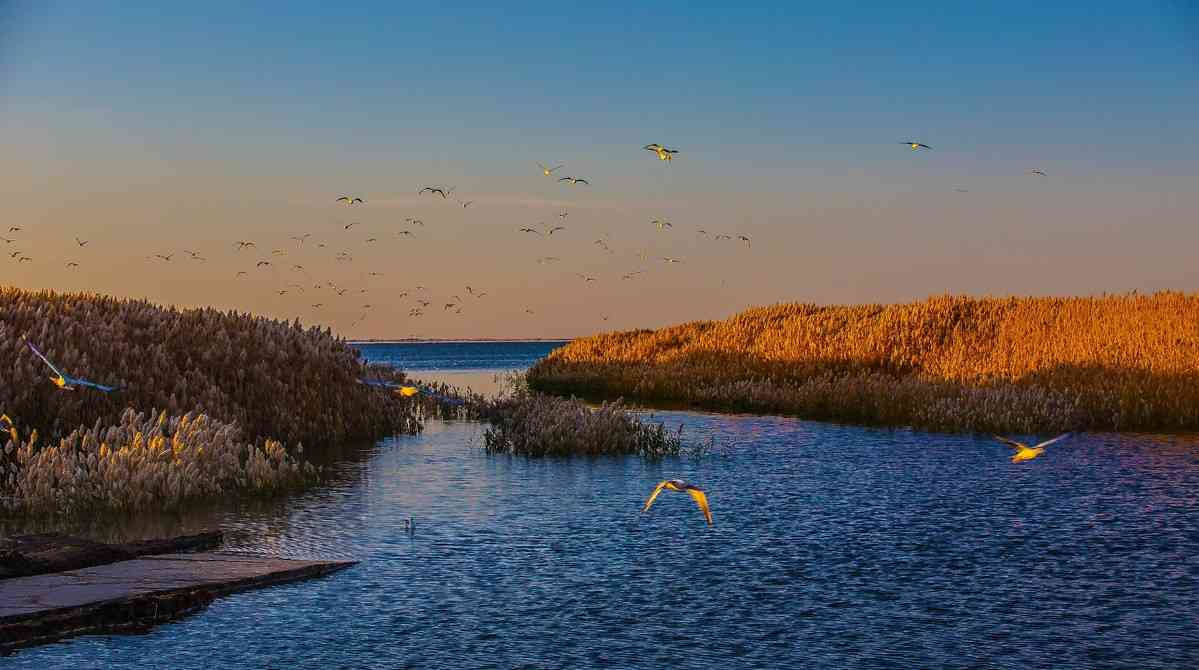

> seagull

[
  {"left": 75, "top": 237, "right": 88, "bottom": 247},
  {"left": 337, "top": 196, "right": 364, "bottom": 205},
  {"left": 538, "top": 162, "right": 564, "bottom": 176},
  {"left": 558, "top": 176, "right": 589, "bottom": 185},
  {"left": 420, "top": 187, "right": 451, "bottom": 199},
  {"left": 344, "top": 222, "right": 360, "bottom": 230},
  {"left": 524, "top": 308, "right": 535, "bottom": 315},
  {"left": 7, "top": 227, "right": 20, "bottom": 232},
  {"left": 993, "top": 434, "right": 1070, "bottom": 463},
  {"left": 397, "top": 230, "right": 414, "bottom": 237},
  {"left": 369, "top": 272, "right": 384, "bottom": 277},
  {"left": 276, "top": 290, "right": 288, "bottom": 296},
  {"left": 153, "top": 253, "right": 174, "bottom": 262},
  {"left": 291, "top": 264, "right": 306, "bottom": 271},
  {"left": 24, "top": 339, "right": 121, "bottom": 393},
  {"left": 17, "top": 256, "right": 31, "bottom": 263},
  {"left": 8, "top": 251, "right": 21, "bottom": 258},
  {"left": 459, "top": 200, "right": 474, "bottom": 208},
  {"left": 557, "top": 211, "right": 569, "bottom": 219},
  {"left": 737, "top": 235, "right": 751, "bottom": 247},
  {"left": 256, "top": 260, "right": 271, "bottom": 268},
  {"left": 1028, "top": 169, "right": 1047, "bottom": 177},
  {"left": 661, "top": 257, "right": 683, "bottom": 264},
  {"left": 576, "top": 273, "right": 597, "bottom": 282},
  {"left": 547, "top": 226, "right": 566, "bottom": 236},
  {"left": 236, "top": 271, "right": 248, "bottom": 277},
  {"left": 714, "top": 234, "right": 732, "bottom": 241},
  {"left": 65, "top": 262, "right": 79, "bottom": 269},
  {"left": 642, "top": 480, "right": 713, "bottom": 525},
  {"left": 0, "top": 237, "right": 13, "bottom": 244},
  {"left": 643, "top": 143, "right": 679, "bottom": 162},
  {"left": 365, "top": 237, "right": 378, "bottom": 243},
  {"left": 519, "top": 227, "right": 542, "bottom": 236},
  {"left": 312, "top": 303, "right": 324, "bottom": 309},
  {"left": 901, "top": 141, "right": 932, "bottom": 150},
  {"left": 652, "top": 219, "right": 672, "bottom": 230},
  {"left": 184, "top": 250, "right": 205, "bottom": 260},
  {"left": 236, "top": 241, "right": 256, "bottom": 251},
  {"left": 290, "top": 234, "right": 311, "bottom": 245}
]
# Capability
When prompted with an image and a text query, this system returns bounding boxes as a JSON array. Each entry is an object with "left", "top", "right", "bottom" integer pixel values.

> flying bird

[
  {"left": 8, "top": 227, "right": 20, "bottom": 233},
  {"left": 24, "top": 339, "right": 121, "bottom": 393},
  {"left": 558, "top": 176, "right": 589, "bottom": 185},
  {"left": 901, "top": 141, "right": 932, "bottom": 150},
  {"left": 65, "top": 262, "right": 79, "bottom": 269},
  {"left": 1028, "top": 169, "right": 1047, "bottom": 177},
  {"left": 75, "top": 237, "right": 88, "bottom": 247},
  {"left": 153, "top": 253, "right": 174, "bottom": 262},
  {"left": 538, "top": 162, "right": 564, "bottom": 176},
  {"left": 737, "top": 235, "right": 751, "bottom": 247},
  {"left": 643, "top": 143, "right": 679, "bottom": 162},
  {"left": 519, "top": 227, "right": 542, "bottom": 236},
  {"left": 236, "top": 271, "right": 248, "bottom": 277},
  {"left": 459, "top": 200, "right": 474, "bottom": 208},
  {"left": 18, "top": 256, "right": 31, "bottom": 263},
  {"left": 365, "top": 237, "right": 378, "bottom": 243},
  {"left": 236, "top": 241, "right": 256, "bottom": 251},
  {"left": 652, "top": 219, "right": 672, "bottom": 230},
  {"left": 256, "top": 260, "right": 271, "bottom": 268},
  {"left": 993, "top": 434, "right": 1070, "bottom": 463},
  {"left": 0, "top": 237, "right": 13, "bottom": 244},
  {"left": 337, "top": 196, "right": 364, "bottom": 205},
  {"left": 344, "top": 222, "right": 360, "bottom": 230},
  {"left": 290, "top": 234, "right": 311, "bottom": 245},
  {"left": 420, "top": 187, "right": 451, "bottom": 199},
  {"left": 547, "top": 226, "right": 566, "bottom": 236},
  {"left": 661, "top": 257, "right": 684, "bottom": 264},
  {"left": 642, "top": 480, "right": 713, "bottom": 525}
]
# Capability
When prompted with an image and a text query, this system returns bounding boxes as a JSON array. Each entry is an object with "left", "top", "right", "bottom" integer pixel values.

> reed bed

[
  {"left": 0, "top": 286, "right": 422, "bottom": 516},
  {"left": 528, "top": 293, "right": 1199, "bottom": 433},
  {"left": 1, "top": 409, "right": 316, "bottom": 516},
  {"left": 470, "top": 383, "right": 682, "bottom": 459}
]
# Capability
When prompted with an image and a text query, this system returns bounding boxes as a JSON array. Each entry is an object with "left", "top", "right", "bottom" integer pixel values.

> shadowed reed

[{"left": 527, "top": 292, "right": 1199, "bottom": 433}]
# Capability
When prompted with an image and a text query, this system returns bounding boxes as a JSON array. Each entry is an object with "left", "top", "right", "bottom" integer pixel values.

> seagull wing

[
  {"left": 558, "top": 177, "right": 571, "bottom": 182},
  {"left": 993, "top": 435, "right": 1027, "bottom": 451},
  {"left": 1034, "top": 433, "right": 1070, "bottom": 450},
  {"left": 686, "top": 488, "right": 714, "bottom": 525},
  {"left": 26, "top": 341, "right": 66, "bottom": 379},
  {"left": 576, "top": 179, "right": 588, "bottom": 185},
  {"left": 641, "top": 481, "right": 669, "bottom": 513}
]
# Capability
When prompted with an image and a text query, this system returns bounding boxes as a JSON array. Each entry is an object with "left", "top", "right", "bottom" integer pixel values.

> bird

[
  {"left": 621, "top": 271, "right": 643, "bottom": 280},
  {"left": 369, "top": 272, "right": 384, "bottom": 277},
  {"left": 271, "top": 248, "right": 287, "bottom": 256},
  {"left": 643, "top": 143, "right": 679, "bottom": 162},
  {"left": 290, "top": 234, "right": 311, "bottom": 245},
  {"left": 0, "top": 414, "right": 17, "bottom": 444},
  {"left": 524, "top": 308, "right": 535, "bottom": 315},
  {"left": 0, "top": 237, "right": 13, "bottom": 244},
  {"left": 236, "top": 241, "right": 256, "bottom": 251},
  {"left": 1028, "top": 169, "right": 1047, "bottom": 177},
  {"left": 547, "top": 226, "right": 566, "bottom": 236},
  {"left": 312, "top": 303, "right": 324, "bottom": 309},
  {"left": 336, "top": 196, "right": 364, "bottom": 205},
  {"left": 24, "top": 339, "right": 121, "bottom": 393},
  {"left": 714, "top": 233, "right": 732, "bottom": 241},
  {"left": 737, "top": 235, "right": 751, "bottom": 247},
  {"left": 291, "top": 264, "right": 306, "bottom": 271},
  {"left": 519, "top": 227, "right": 542, "bottom": 236},
  {"left": 184, "top": 250, "right": 206, "bottom": 261},
  {"left": 652, "top": 219, "right": 672, "bottom": 230},
  {"left": 661, "top": 257, "right": 684, "bottom": 264},
  {"left": 601, "top": 313, "right": 610, "bottom": 321},
  {"left": 397, "top": 230, "right": 414, "bottom": 237},
  {"left": 256, "top": 260, "right": 271, "bottom": 268},
  {"left": 558, "top": 211, "right": 569, "bottom": 219},
  {"left": 576, "top": 273, "right": 597, "bottom": 282},
  {"left": 365, "top": 237, "right": 378, "bottom": 243},
  {"left": 558, "top": 176, "right": 589, "bottom": 185},
  {"left": 642, "top": 480, "right": 713, "bottom": 525},
  {"left": 153, "top": 253, "right": 174, "bottom": 262},
  {"left": 17, "top": 256, "right": 31, "bottom": 263},
  {"left": 459, "top": 200, "right": 474, "bottom": 208},
  {"left": 901, "top": 141, "right": 932, "bottom": 150},
  {"left": 75, "top": 237, "right": 88, "bottom": 247},
  {"left": 236, "top": 271, "right": 248, "bottom": 277},
  {"left": 993, "top": 434, "right": 1070, "bottom": 463},
  {"left": 65, "top": 262, "right": 79, "bottom": 269},
  {"left": 344, "top": 222, "right": 360, "bottom": 230},
  {"left": 8, "top": 251, "right": 21, "bottom": 259},
  {"left": 538, "top": 162, "right": 564, "bottom": 176},
  {"left": 420, "top": 186, "right": 451, "bottom": 199},
  {"left": 276, "top": 290, "right": 288, "bottom": 296},
  {"left": 7, "top": 227, "right": 20, "bottom": 233}
]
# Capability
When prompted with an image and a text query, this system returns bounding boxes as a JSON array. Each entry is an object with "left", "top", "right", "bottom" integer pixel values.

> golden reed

[{"left": 528, "top": 293, "right": 1199, "bottom": 433}]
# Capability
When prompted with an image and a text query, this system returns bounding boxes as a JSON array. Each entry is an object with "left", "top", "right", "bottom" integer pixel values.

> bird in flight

[
  {"left": 642, "top": 479, "right": 713, "bottom": 525},
  {"left": 519, "top": 227, "right": 542, "bottom": 236},
  {"left": 737, "top": 235, "right": 751, "bottom": 247},
  {"left": 153, "top": 253, "right": 174, "bottom": 262},
  {"left": 661, "top": 257, "right": 684, "bottom": 264},
  {"left": 397, "top": 230, "right": 414, "bottom": 237},
  {"left": 1028, "top": 169, "right": 1047, "bottom": 177},
  {"left": 459, "top": 200, "right": 474, "bottom": 208},
  {"left": 65, "top": 262, "right": 80, "bottom": 269},
  {"left": 344, "top": 222, "right": 360, "bottom": 230},
  {"left": 558, "top": 211, "right": 569, "bottom": 219},
  {"left": 290, "top": 234, "right": 311, "bottom": 246},
  {"left": 337, "top": 196, "right": 364, "bottom": 205},
  {"left": 256, "top": 260, "right": 272, "bottom": 268},
  {"left": 538, "top": 162, "right": 564, "bottom": 177},
  {"left": 8, "top": 227, "right": 20, "bottom": 233},
  {"left": 369, "top": 272, "right": 384, "bottom": 277},
  {"left": 0, "top": 237, "right": 13, "bottom": 244},
  {"left": 18, "top": 256, "right": 31, "bottom": 263},
  {"left": 993, "top": 434, "right": 1070, "bottom": 463},
  {"left": 714, "top": 233, "right": 733, "bottom": 241},
  {"left": 621, "top": 271, "right": 643, "bottom": 280},
  {"left": 644, "top": 143, "right": 679, "bottom": 162},
  {"left": 576, "top": 273, "right": 597, "bottom": 282},
  {"left": 184, "top": 250, "right": 205, "bottom": 261},
  {"left": 558, "top": 176, "right": 589, "bottom": 185},
  {"left": 24, "top": 339, "right": 121, "bottom": 393},
  {"left": 236, "top": 271, "right": 248, "bottom": 277},
  {"left": 546, "top": 225, "right": 566, "bottom": 236},
  {"left": 276, "top": 290, "right": 288, "bottom": 296},
  {"left": 420, "top": 186, "right": 452, "bottom": 199},
  {"left": 901, "top": 141, "right": 932, "bottom": 151},
  {"left": 236, "top": 241, "right": 256, "bottom": 251},
  {"left": 652, "top": 219, "right": 672, "bottom": 230},
  {"left": 365, "top": 237, "right": 378, "bottom": 243},
  {"left": 8, "top": 251, "right": 21, "bottom": 259},
  {"left": 75, "top": 237, "right": 88, "bottom": 247}
]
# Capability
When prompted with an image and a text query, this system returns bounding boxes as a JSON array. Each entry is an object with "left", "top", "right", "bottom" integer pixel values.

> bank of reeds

[
  {"left": 527, "top": 293, "right": 1199, "bottom": 433},
  {"left": 1, "top": 409, "right": 315, "bottom": 516},
  {"left": 1, "top": 286, "right": 422, "bottom": 516},
  {"left": 468, "top": 380, "right": 682, "bottom": 459}
]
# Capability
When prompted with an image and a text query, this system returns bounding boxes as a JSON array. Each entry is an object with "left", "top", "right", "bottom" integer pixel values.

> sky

[{"left": 1, "top": 1, "right": 1197, "bottom": 339}]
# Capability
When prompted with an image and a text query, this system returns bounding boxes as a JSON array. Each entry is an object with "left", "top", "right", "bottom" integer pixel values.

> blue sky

[{"left": 1, "top": 1, "right": 1197, "bottom": 337}]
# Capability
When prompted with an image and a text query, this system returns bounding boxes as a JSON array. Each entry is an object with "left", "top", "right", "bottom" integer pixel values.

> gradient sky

[{"left": 2, "top": 1, "right": 1197, "bottom": 339}]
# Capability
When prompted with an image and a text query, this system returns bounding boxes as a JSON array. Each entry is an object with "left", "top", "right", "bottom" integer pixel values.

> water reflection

[{"left": 9, "top": 412, "right": 1199, "bottom": 669}]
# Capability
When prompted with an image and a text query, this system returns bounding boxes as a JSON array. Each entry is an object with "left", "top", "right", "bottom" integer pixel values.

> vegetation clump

[{"left": 527, "top": 292, "right": 1199, "bottom": 433}]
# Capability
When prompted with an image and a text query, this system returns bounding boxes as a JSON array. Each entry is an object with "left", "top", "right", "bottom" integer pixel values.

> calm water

[{"left": 11, "top": 343, "right": 1199, "bottom": 669}]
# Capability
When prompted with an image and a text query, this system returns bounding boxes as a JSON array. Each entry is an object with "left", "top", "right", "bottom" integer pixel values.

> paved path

[{"left": 0, "top": 552, "right": 356, "bottom": 651}]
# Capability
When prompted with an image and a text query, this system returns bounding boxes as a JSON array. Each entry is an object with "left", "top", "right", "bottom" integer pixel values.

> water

[{"left": 10, "top": 343, "right": 1199, "bottom": 668}]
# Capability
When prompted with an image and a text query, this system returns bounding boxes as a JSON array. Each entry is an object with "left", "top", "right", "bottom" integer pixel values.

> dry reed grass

[{"left": 528, "top": 293, "right": 1199, "bottom": 432}]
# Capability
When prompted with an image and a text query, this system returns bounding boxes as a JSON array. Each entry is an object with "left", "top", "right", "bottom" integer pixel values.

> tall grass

[{"left": 527, "top": 293, "right": 1199, "bottom": 432}]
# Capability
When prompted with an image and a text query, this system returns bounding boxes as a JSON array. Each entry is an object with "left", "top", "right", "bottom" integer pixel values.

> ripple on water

[{"left": 8, "top": 411, "right": 1199, "bottom": 669}]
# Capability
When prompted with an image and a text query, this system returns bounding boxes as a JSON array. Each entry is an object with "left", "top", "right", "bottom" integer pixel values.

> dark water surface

[{"left": 10, "top": 344, "right": 1199, "bottom": 669}]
